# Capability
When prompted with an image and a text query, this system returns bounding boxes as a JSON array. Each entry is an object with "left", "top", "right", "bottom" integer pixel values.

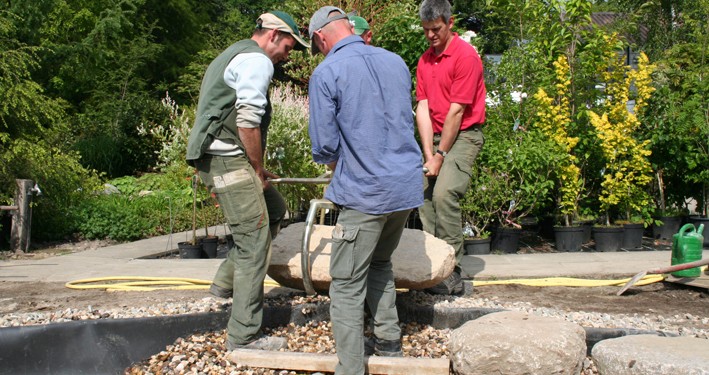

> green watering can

[{"left": 671, "top": 223, "right": 705, "bottom": 277}]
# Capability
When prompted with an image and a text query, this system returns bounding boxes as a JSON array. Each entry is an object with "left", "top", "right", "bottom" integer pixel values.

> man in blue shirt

[{"left": 308, "top": 6, "right": 423, "bottom": 375}]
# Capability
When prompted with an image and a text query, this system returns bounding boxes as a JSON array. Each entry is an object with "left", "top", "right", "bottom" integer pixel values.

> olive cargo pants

[{"left": 193, "top": 155, "right": 286, "bottom": 346}]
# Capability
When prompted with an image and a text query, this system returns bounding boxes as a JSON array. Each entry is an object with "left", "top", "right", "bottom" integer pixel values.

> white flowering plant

[
  {"left": 136, "top": 92, "right": 194, "bottom": 175},
  {"left": 266, "top": 83, "right": 327, "bottom": 217}
]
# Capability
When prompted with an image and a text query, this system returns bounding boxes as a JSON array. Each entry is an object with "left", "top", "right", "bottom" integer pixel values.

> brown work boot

[
  {"left": 425, "top": 270, "right": 469, "bottom": 296},
  {"left": 364, "top": 336, "right": 403, "bottom": 357},
  {"left": 209, "top": 283, "right": 232, "bottom": 298}
]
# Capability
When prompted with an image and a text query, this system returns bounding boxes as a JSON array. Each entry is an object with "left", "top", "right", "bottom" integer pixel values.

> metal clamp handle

[
  {"left": 268, "top": 177, "right": 332, "bottom": 184},
  {"left": 301, "top": 198, "right": 337, "bottom": 295}
]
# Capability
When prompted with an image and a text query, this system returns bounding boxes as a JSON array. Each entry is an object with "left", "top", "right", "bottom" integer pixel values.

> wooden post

[{"left": 10, "top": 179, "right": 33, "bottom": 253}]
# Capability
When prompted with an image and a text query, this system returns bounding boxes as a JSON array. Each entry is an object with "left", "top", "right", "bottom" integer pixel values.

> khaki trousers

[
  {"left": 193, "top": 155, "right": 286, "bottom": 345},
  {"left": 329, "top": 207, "right": 411, "bottom": 375},
  {"left": 420, "top": 128, "right": 484, "bottom": 267}
]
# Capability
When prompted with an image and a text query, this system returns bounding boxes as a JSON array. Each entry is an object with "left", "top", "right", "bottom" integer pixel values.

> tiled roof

[{"left": 590, "top": 12, "right": 648, "bottom": 45}]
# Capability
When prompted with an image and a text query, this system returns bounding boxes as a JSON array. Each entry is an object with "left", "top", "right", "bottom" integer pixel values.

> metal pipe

[
  {"left": 268, "top": 178, "right": 331, "bottom": 184},
  {"left": 301, "top": 198, "right": 336, "bottom": 296}
]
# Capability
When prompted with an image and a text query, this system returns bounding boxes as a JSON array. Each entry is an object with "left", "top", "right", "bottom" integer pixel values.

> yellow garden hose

[
  {"left": 472, "top": 274, "right": 665, "bottom": 287},
  {"left": 66, "top": 274, "right": 665, "bottom": 292},
  {"left": 65, "top": 276, "right": 281, "bottom": 292}
]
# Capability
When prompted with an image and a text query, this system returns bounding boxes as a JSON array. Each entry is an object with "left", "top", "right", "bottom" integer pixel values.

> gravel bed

[
  {"left": 125, "top": 321, "right": 452, "bottom": 375},
  {"left": 4, "top": 291, "right": 707, "bottom": 339},
  {"left": 402, "top": 291, "right": 709, "bottom": 339},
  {"left": 4, "top": 291, "right": 707, "bottom": 374}
]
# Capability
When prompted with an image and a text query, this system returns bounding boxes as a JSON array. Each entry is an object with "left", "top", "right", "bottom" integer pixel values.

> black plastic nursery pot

[
  {"left": 653, "top": 216, "right": 682, "bottom": 240},
  {"left": 491, "top": 227, "right": 522, "bottom": 253},
  {"left": 689, "top": 216, "right": 709, "bottom": 246},
  {"left": 177, "top": 241, "right": 202, "bottom": 259},
  {"left": 553, "top": 226, "right": 585, "bottom": 252},
  {"left": 593, "top": 226, "right": 624, "bottom": 252},
  {"left": 199, "top": 236, "right": 219, "bottom": 258},
  {"left": 621, "top": 223, "right": 644, "bottom": 250},
  {"left": 464, "top": 237, "right": 491, "bottom": 255},
  {"left": 0, "top": 298, "right": 676, "bottom": 375}
]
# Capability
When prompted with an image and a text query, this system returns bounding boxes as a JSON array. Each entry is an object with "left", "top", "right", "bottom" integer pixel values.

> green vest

[{"left": 186, "top": 39, "right": 271, "bottom": 165}]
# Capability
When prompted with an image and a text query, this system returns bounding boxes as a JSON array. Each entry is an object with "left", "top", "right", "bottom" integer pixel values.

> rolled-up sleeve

[
  {"left": 308, "top": 70, "right": 340, "bottom": 165},
  {"left": 224, "top": 53, "right": 274, "bottom": 128}
]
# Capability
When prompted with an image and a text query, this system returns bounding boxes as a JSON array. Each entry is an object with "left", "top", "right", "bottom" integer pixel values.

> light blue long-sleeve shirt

[{"left": 308, "top": 36, "right": 423, "bottom": 215}]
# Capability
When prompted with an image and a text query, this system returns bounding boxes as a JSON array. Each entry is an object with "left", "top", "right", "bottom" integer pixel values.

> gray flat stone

[
  {"left": 592, "top": 334, "right": 709, "bottom": 374},
  {"left": 449, "top": 310, "right": 586, "bottom": 375}
]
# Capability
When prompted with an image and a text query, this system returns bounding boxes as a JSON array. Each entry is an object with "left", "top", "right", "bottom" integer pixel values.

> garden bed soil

[
  {"left": 2, "top": 277, "right": 708, "bottom": 323},
  {"left": 1, "top": 236, "right": 705, "bottom": 324}
]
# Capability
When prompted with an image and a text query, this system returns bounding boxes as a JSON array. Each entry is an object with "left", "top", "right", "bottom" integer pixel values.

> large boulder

[
  {"left": 268, "top": 223, "right": 455, "bottom": 292},
  {"left": 449, "top": 310, "right": 586, "bottom": 375},
  {"left": 592, "top": 334, "right": 709, "bottom": 375}
]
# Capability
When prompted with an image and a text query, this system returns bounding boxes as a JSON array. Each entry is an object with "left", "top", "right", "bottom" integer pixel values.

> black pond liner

[{"left": 0, "top": 301, "right": 676, "bottom": 375}]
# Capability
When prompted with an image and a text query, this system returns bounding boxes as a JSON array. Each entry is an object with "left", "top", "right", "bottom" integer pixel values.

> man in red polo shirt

[{"left": 415, "top": 0, "right": 486, "bottom": 295}]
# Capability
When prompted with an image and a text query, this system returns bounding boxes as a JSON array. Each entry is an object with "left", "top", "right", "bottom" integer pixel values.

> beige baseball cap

[{"left": 257, "top": 11, "right": 310, "bottom": 50}]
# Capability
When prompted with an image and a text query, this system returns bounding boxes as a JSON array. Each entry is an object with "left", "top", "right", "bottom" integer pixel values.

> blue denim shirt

[{"left": 309, "top": 36, "right": 423, "bottom": 215}]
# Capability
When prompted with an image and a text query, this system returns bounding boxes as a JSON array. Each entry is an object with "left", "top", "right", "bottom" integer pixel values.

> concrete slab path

[{"left": 1, "top": 226, "right": 707, "bottom": 284}]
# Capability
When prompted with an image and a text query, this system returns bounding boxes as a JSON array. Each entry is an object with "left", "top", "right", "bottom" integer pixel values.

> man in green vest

[{"left": 186, "top": 11, "right": 308, "bottom": 351}]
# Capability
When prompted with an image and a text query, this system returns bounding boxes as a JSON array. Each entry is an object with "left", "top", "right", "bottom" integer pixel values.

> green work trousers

[
  {"left": 420, "top": 128, "right": 484, "bottom": 267},
  {"left": 193, "top": 155, "right": 286, "bottom": 346},
  {"left": 329, "top": 207, "right": 411, "bottom": 375}
]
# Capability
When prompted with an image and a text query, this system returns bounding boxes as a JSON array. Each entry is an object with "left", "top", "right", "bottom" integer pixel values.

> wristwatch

[{"left": 436, "top": 149, "right": 448, "bottom": 157}]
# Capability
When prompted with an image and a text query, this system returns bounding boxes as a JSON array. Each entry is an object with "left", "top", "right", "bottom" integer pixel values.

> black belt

[
  {"left": 460, "top": 124, "right": 482, "bottom": 132},
  {"left": 434, "top": 124, "right": 482, "bottom": 136}
]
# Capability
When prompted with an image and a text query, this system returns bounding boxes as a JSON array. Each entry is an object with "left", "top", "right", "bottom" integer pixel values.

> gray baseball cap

[{"left": 308, "top": 6, "right": 349, "bottom": 54}]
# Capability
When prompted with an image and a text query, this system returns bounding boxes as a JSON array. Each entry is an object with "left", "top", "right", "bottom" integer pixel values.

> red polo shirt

[{"left": 416, "top": 33, "right": 486, "bottom": 134}]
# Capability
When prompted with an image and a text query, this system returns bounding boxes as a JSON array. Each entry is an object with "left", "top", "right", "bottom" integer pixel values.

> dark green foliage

[
  {"left": 452, "top": 0, "right": 514, "bottom": 54},
  {"left": 0, "top": 139, "right": 101, "bottom": 241},
  {"left": 375, "top": 9, "right": 428, "bottom": 75},
  {"left": 636, "top": 0, "right": 709, "bottom": 214},
  {"left": 0, "top": 0, "right": 706, "bottom": 243},
  {"left": 72, "top": 173, "right": 221, "bottom": 242},
  {"left": 474, "top": 113, "right": 559, "bottom": 227},
  {"left": 73, "top": 194, "right": 161, "bottom": 241},
  {"left": 0, "top": 10, "right": 67, "bottom": 143}
]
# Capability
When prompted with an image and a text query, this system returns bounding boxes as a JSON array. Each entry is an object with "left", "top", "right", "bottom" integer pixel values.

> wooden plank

[
  {"left": 0, "top": 205, "right": 18, "bottom": 211},
  {"left": 666, "top": 274, "right": 709, "bottom": 290},
  {"left": 10, "top": 179, "right": 33, "bottom": 253},
  {"left": 227, "top": 349, "right": 450, "bottom": 375}
]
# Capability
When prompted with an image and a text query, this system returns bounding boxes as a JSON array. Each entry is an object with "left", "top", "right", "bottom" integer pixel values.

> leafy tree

[
  {"left": 0, "top": 10, "right": 66, "bottom": 144},
  {"left": 0, "top": 9, "right": 103, "bottom": 242},
  {"left": 641, "top": 0, "right": 709, "bottom": 215},
  {"left": 589, "top": 46, "right": 655, "bottom": 224},
  {"left": 533, "top": 56, "right": 583, "bottom": 227},
  {"left": 374, "top": 0, "right": 427, "bottom": 74},
  {"left": 138, "top": 0, "right": 211, "bottom": 95},
  {"left": 452, "top": 0, "right": 518, "bottom": 54}
]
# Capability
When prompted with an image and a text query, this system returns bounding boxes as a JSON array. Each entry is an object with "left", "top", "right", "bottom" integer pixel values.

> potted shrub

[
  {"left": 460, "top": 166, "right": 499, "bottom": 255},
  {"left": 476, "top": 118, "right": 558, "bottom": 254},
  {"left": 177, "top": 174, "right": 202, "bottom": 259},
  {"left": 615, "top": 216, "right": 646, "bottom": 250},
  {"left": 640, "top": 9, "right": 709, "bottom": 246},
  {"left": 197, "top": 192, "right": 221, "bottom": 258},
  {"left": 588, "top": 44, "right": 656, "bottom": 251},
  {"left": 533, "top": 55, "right": 585, "bottom": 252}
]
